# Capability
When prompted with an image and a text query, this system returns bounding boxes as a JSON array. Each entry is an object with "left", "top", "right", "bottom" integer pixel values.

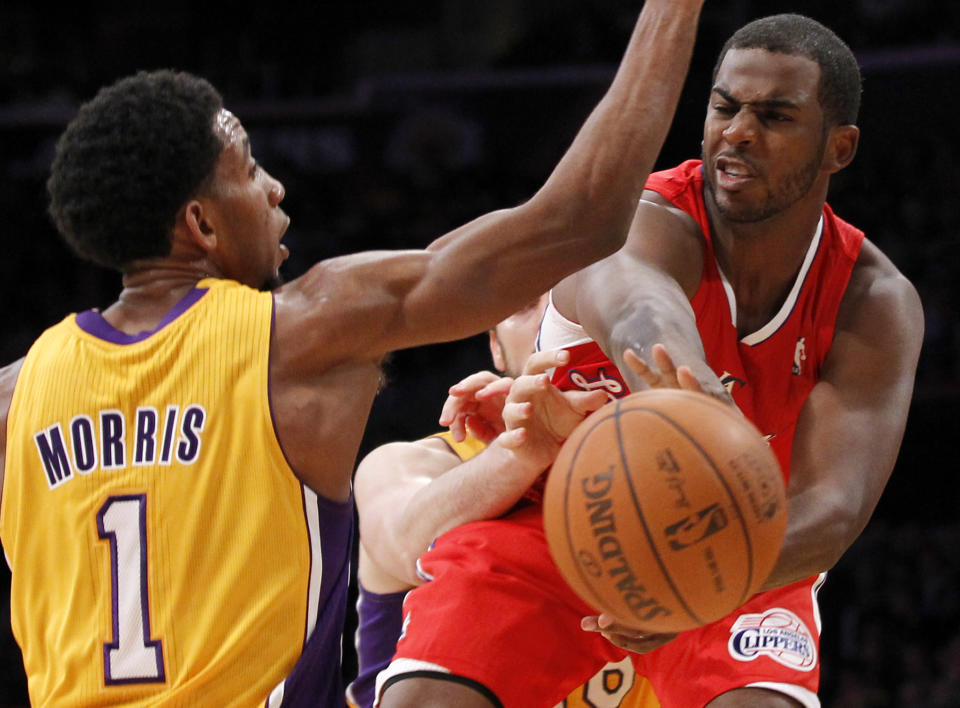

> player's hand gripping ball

[{"left": 543, "top": 389, "right": 787, "bottom": 634}]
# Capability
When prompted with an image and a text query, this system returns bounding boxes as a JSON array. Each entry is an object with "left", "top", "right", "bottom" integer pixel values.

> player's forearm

[
  {"left": 534, "top": 0, "right": 705, "bottom": 244},
  {"left": 391, "top": 438, "right": 544, "bottom": 585},
  {"left": 420, "top": 2, "right": 704, "bottom": 337},
  {"left": 758, "top": 481, "right": 861, "bottom": 591},
  {"left": 580, "top": 264, "right": 725, "bottom": 399}
]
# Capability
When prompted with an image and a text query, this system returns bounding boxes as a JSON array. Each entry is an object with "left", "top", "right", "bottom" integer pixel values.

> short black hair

[
  {"left": 47, "top": 70, "right": 224, "bottom": 272},
  {"left": 712, "top": 14, "right": 862, "bottom": 127}
]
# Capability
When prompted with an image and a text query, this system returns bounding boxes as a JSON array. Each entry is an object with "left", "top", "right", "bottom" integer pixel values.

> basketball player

[
  {"left": 379, "top": 13, "right": 923, "bottom": 708},
  {"left": 348, "top": 296, "right": 660, "bottom": 708},
  {"left": 0, "top": 2, "right": 707, "bottom": 704}
]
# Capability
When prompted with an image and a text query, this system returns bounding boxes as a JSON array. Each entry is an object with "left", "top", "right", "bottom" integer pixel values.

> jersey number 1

[{"left": 97, "top": 495, "right": 166, "bottom": 684}]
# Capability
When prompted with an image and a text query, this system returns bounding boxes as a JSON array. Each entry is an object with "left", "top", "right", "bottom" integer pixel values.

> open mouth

[
  {"left": 715, "top": 156, "right": 759, "bottom": 189},
  {"left": 716, "top": 156, "right": 756, "bottom": 178}
]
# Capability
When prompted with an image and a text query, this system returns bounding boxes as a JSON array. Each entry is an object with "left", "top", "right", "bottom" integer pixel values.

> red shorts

[
  {"left": 633, "top": 576, "right": 823, "bottom": 707},
  {"left": 380, "top": 504, "right": 823, "bottom": 708}
]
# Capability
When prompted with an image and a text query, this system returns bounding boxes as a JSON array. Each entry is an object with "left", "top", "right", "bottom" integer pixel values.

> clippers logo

[
  {"left": 569, "top": 368, "right": 626, "bottom": 401},
  {"left": 792, "top": 337, "right": 807, "bottom": 375},
  {"left": 664, "top": 503, "right": 728, "bottom": 551},
  {"left": 728, "top": 608, "right": 817, "bottom": 671}
]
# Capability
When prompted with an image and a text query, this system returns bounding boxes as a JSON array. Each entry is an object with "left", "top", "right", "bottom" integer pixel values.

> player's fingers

[
  {"left": 565, "top": 389, "right": 609, "bottom": 416},
  {"left": 580, "top": 615, "right": 602, "bottom": 632},
  {"left": 447, "top": 370, "right": 502, "bottom": 397},
  {"left": 498, "top": 427, "right": 527, "bottom": 449},
  {"left": 676, "top": 366, "right": 704, "bottom": 393},
  {"left": 442, "top": 408, "right": 475, "bottom": 442},
  {"left": 622, "top": 348, "right": 660, "bottom": 386},
  {"left": 465, "top": 416, "right": 501, "bottom": 445},
  {"left": 622, "top": 348, "right": 645, "bottom": 375},
  {"left": 505, "top": 373, "right": 551, "bottom": 403},
  {"left": 439, "top": 394, "right": 474, "bottom": 426},
  {"left": 475, "top": 377, "right": 514, "bottom": 400},
  {"left": 521, "top": 348, "right": 569, "bottom": 376},
  {"left": 582, "top": 615, "right": 677, "bottom": 653},
  {"left": 502, "top": 400, "right": 534, "bottom": 429},
  {"left": 599, "top": 630, "right": 677, "bottom": 654},
  {"left": 651, "top": 344, "right": 679, "bottom": 383}
]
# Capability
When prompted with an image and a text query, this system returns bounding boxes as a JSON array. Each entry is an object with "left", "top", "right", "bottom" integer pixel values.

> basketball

[{"left": 543, "top": 389, "right": 787, "bottom": 634}]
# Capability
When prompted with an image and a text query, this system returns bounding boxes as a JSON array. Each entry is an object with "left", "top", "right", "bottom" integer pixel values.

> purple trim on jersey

[
  {"left": 266, "top": 295, "right": 294, "bottom": 473},
  {"left": 275, "top": 491, "right": 355, "bottom": 707},
  {"left": 75, "top": 287, "right": 209, "bottom": 344},
  {"left": 346, "top": 584, "right": 408, "bottom": 708}
]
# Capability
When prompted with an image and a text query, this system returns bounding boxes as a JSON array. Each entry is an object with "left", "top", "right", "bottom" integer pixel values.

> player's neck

[
  {"left": 709, "top": 198, "right": 825, "bottom": 336},
  {"left": 101, "top": 260, "right": 215, "bottom": 335}
]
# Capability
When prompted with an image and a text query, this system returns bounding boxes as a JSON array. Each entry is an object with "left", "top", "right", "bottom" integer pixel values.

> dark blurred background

[{"left": 1, "top": 1, "right": 958, "bottom": 705}]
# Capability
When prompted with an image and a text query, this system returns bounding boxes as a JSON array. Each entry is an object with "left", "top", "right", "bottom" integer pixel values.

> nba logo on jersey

[{"left": 792, "top": 338, "right": 807, "bottom": 376}]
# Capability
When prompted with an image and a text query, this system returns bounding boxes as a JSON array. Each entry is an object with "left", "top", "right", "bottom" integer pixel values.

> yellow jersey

[{"left": 1, "top": 278, "right": 353, "bottom": 707}]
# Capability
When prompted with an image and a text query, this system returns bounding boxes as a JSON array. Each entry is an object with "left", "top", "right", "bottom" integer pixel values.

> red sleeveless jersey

[{"left": 546, "top": 159, "right": 864, "bottom": 485}]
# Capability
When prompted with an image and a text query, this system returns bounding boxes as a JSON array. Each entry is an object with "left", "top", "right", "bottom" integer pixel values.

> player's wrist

[{"left": 489, "top": 433, "right": 552, "bottom": 480}]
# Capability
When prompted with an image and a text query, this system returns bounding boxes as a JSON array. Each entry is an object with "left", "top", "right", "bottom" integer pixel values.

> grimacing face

[{"left": 701, "top": 48, "right": 829, "bottom": 223}]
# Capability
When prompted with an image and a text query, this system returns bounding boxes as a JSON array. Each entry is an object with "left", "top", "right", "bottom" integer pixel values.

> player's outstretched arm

[
  {"left": 271, "top": 3, "right": 705, "bottom": 501},
  {"left": 759, "top": 242, "right": 923, "bottom": 590},
  {"left": 275, "top": 0, "right": 706, "bottom": 366},
  {"left": 553, "top": 196, "right": 728, "bottom": 400}
]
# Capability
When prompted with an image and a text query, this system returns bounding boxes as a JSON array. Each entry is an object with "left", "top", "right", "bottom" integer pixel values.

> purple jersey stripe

[
  {"left": 75, "top": 287, "right": 208, "bottom": 344},
  {"left": 274, "top": 490, "right": 354, "bottom": 708}
]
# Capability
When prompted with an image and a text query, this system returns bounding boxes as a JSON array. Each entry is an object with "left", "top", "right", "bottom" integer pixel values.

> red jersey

[{"left": 545, "top": 159, "right": 864, "bottom": 482}]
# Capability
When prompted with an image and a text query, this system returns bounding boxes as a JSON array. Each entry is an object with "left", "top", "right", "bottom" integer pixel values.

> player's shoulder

[
  {"left": 640, "top": 189, "right": 701, "bottom": 232},
  {"left": 272, "top": 250, "right": 434, "bottom": 365},
  {"left": 840, "top": 238, "right": 923, "bottom": 340},
  {"left": 850, "top": 238, "right": 920, "bottom": 308}
]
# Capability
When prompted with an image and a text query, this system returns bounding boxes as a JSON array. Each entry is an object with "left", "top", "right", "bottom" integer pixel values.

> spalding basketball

[{"left": 543, "top": 389, "right": 786, "bottom": 634}]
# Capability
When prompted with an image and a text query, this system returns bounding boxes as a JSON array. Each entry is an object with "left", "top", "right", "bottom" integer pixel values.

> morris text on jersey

[{"left": 32, "top": 404, "right": 207, "bottom": 489}]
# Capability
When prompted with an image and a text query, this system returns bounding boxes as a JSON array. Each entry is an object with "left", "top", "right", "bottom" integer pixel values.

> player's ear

[
  {"left": 177, "top": 199, "right": 218, "bottom": 252},
  {"left": 824, "top": 124, "right": 859, "bottom": 174},
  {"left": 489, "top": 330, "right": 506, "bottom": 373}
]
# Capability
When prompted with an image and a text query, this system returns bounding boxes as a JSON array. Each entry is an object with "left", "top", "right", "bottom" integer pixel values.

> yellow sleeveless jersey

[
  {"left": 429, "top": 432, "right": 660, "bottom": 708},
  {"left": 1, "top": 278, "right": 353, "bottom": 707}
]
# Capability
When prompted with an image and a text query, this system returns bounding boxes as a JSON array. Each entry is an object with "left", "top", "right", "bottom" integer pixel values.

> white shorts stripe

[
  {"left": 746, "top": 681, "right": 820, "bottom": 708},
  {"left": 374, "top": 658, "right": 451, "bottom": 708}
]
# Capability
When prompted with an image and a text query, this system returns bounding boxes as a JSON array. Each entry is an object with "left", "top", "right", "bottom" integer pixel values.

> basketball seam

[
  {"left": 614, "top": 402, "right": 705, "bottom": 626},
  {"left": 623, "top": 404, "right": 756, "bottom": 611},
  {"left": 561, "top": 412, "right": 622, "bottom": 614}
]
